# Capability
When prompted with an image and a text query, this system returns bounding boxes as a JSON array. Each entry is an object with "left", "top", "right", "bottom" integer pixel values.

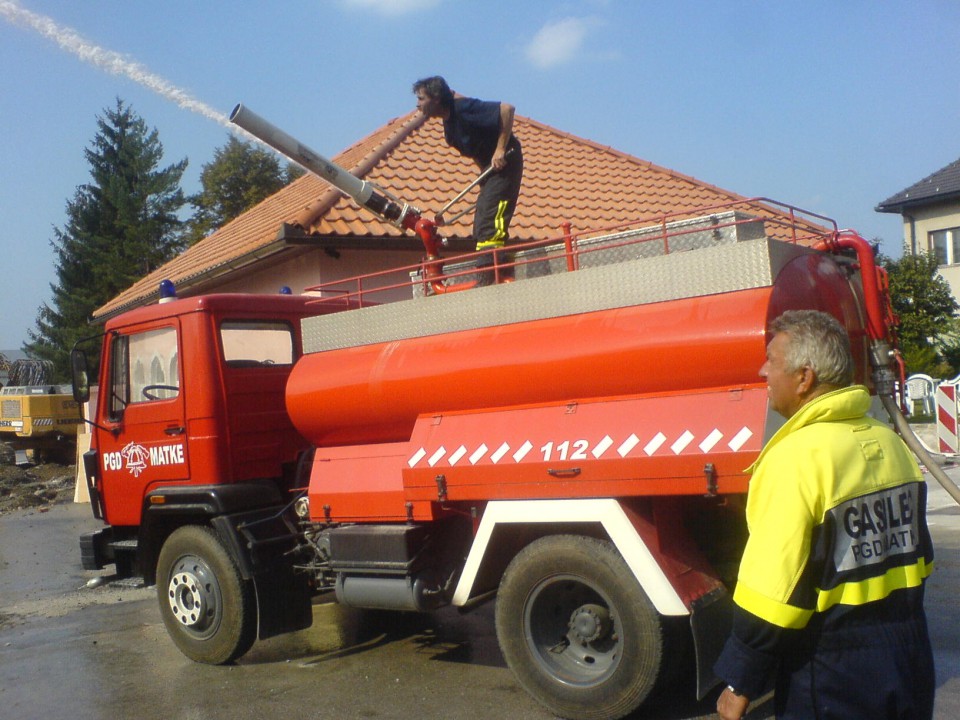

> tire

[
  {"left": 156, "top": 525, "right": 257, "bottom": 664},
  {"left": 495, "top": 535, "right": 664, "bottom": 720}
]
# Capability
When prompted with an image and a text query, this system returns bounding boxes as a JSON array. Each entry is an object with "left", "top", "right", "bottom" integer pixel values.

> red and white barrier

[{"left": 936, "top": 378, "right": 960, "bottom": 455}]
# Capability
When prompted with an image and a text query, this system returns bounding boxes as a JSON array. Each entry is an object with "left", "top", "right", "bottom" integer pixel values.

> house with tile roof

[
  {"left": 94, "top": 110, "right": 826, "bottom": 322},
  {"left": 877, "top": 157, "right": 960, "bottom": 300}
]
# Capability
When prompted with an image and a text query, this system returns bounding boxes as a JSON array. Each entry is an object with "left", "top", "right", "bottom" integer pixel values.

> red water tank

[{"left": 285, "top": 246, "right": 867, "bottom": 448}]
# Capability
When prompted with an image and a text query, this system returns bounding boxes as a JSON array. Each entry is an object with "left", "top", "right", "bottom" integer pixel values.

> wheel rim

[
  {"left": 523, "top": 573, "right": 621, "bottom": 687},
  {"left": 166, "top": 555, "right": 221, "bottom": 639}
]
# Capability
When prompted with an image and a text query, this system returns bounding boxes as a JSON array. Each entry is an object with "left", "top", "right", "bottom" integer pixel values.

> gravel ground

[
  {"left": 0, "top": 442, "right": 77, "bottom": 515},
  {"left": 0, "top": 441, "right": 146, "bottom": 633}
]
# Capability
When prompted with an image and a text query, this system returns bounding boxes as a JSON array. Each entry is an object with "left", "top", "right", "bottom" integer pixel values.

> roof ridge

[
  {"left": 341, "top": 110, "right": 426, "bottom": 177},
  {"left": 296, "top": 110, "right": 427, "bottom": 230},
  {"left": 516, "top": 114, "right": 747, "bottom": 204}
]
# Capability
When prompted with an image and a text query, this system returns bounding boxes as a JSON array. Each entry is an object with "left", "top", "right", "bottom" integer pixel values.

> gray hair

[{"left": 770, "top": 310, "right": 855, "bottom": 388}]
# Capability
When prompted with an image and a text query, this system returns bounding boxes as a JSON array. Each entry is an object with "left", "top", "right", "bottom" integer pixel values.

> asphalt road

[{"left": 0, "top": 468, "right": 957, "bottom": 720}]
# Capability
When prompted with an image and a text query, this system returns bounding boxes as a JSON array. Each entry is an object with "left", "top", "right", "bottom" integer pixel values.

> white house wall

[
  {"left": 901, "top": 203, "right": 960, "bottom": 302},
  {"left": 209, "top": 247, "right": 426, "bottom": 304}
]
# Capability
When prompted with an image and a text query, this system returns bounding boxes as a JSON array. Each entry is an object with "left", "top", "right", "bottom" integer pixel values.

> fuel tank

[{"left": 286, "top": 237, "right": 868, "bottom": 448}]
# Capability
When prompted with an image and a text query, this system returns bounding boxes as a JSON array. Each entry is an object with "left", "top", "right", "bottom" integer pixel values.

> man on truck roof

[
  {"left": 413, "top": 76, "right": 523, "bottom": 263},
  {"left": 715, "top": 310, "right": 935, "bottom": 720}
]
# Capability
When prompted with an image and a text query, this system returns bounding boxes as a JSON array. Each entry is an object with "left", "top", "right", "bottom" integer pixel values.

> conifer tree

[{"left": 25, "top": 99, "right": 187, "bottom": 380}]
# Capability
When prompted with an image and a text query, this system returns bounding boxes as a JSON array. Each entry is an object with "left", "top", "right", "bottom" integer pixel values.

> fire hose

[
  {"left": 811, "top": 230, "right": 960, "bottom": 507},
  {"left": 230, "top": 103, "right": 479, "bottom": 295},
  {"left": 882, "top": 394, "right": 960, "bottom": 506},
  {"left": 435, "top": 148, "right": 514, "bottom": 226}
]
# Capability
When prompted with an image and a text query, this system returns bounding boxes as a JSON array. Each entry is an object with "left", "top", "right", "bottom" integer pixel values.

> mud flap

[
  {"left": 253, "top": 565, "right": 313, "bottom": 640},
  {"left": 209, "top": 506, "right": 313, "bottom": 640},
  {"left": 690, "top": 587, "right": 734, "bottom": 699}
]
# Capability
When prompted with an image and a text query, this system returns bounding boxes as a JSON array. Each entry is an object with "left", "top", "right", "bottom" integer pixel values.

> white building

[{"left": 877, "top": 157, "right": 960, "bottom": 300}]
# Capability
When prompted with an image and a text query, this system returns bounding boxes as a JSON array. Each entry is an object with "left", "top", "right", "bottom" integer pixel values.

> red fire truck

[{"left": 73, "top": 107, "right": 903, "bottom": 720}]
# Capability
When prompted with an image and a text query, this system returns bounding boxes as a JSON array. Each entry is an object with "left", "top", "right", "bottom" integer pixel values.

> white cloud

[
  {"left": 524, "top": 17, "right": 597, "bottom": 69},
  {"left": 339, "top": 0, "right": 442, "bottom": 16}
]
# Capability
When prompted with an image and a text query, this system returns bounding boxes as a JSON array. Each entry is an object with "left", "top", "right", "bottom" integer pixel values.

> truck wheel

[
  {"left": 156, "top": 525, "right": 256, "bottom": 665},
  {"left": 495, "top": 535, "right": 664, "bottom": 720}
]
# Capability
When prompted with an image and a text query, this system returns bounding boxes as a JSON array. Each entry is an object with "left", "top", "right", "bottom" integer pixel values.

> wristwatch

[{"left": 726, "top": 685, "right": 745, "bottom": 697}]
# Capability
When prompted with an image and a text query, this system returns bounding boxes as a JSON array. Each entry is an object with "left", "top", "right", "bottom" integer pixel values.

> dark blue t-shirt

[{"left": 443, "top": 97, "right": 502, "bottom": 167}]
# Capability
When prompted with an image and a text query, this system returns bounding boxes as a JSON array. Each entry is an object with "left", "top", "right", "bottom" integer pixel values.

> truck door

[{"left": 97, "top": 322, "right": 189, "bottom": 526}]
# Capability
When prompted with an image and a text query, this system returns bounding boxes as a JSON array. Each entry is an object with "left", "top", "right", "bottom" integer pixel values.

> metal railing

[{"left": 302, "top": 197, "right": 839, "bottom": 308}]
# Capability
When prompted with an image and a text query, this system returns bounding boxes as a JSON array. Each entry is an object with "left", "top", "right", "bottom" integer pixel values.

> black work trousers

[
  {"left": 775, "top": 613, "right": 934, "bottom": 719},
  {"left": 473, "top": 142, "right": 522, "bottom": 251}
]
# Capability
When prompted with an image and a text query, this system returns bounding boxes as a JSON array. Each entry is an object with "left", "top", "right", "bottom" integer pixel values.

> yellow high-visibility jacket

[{"left": 734, "top": 385, "right": 934, "bottom": 629}]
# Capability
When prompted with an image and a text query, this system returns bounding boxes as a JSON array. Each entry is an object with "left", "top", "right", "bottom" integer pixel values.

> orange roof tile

[{"left": 94, "top": 110, "right": 824, "bottom": 320}]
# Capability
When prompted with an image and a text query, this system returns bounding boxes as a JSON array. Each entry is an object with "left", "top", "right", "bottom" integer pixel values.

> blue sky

[{"left": 1, "top": 0, "right": 959, "bottom": 352}]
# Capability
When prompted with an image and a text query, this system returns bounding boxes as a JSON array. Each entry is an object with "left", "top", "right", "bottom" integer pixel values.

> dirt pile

[{"left": 0, "top": 443, "right": 76, "bottom": 514}]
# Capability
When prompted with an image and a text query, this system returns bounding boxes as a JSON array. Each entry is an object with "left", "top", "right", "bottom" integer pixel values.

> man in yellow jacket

[{"left": 715, "top": 310, "right": 935, "bottom": 720}]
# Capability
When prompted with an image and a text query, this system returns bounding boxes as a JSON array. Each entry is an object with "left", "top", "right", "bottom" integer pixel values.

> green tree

[
  {"left": 185, "top": 135, "right": 303, "bottom": 245},
  {"left": 881, "top": 250, "right": 959, "bottom": 377},
  {"left": 25, "top": 98, "right": 187, "bottom": 380},
  {"left": 934, "top": 318, "right": 960, "bottom": 379}
]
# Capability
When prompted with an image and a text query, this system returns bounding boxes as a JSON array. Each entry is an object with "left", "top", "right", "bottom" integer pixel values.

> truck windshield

[{"left": 220, "top": 321, "right": 294, "bottom": 367}]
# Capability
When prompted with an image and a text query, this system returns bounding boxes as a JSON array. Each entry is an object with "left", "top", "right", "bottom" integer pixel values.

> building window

[{"left": 929, "top": 227, "right": 960, "bottom": 266}]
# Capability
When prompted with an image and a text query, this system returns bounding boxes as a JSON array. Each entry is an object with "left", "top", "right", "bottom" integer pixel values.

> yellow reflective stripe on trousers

[{"left": 476, "top": 200, "right": 509, "bottom": 250}]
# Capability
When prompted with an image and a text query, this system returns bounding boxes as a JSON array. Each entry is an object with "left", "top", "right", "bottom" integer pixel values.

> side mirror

[{"left": 71, "top": 348, "right": 90, "bottom": 404}]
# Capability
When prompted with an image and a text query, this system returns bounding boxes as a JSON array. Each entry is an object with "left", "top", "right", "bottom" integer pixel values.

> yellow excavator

[{"left": 1, "top": 354, "right": 80, "bottom": 465}]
